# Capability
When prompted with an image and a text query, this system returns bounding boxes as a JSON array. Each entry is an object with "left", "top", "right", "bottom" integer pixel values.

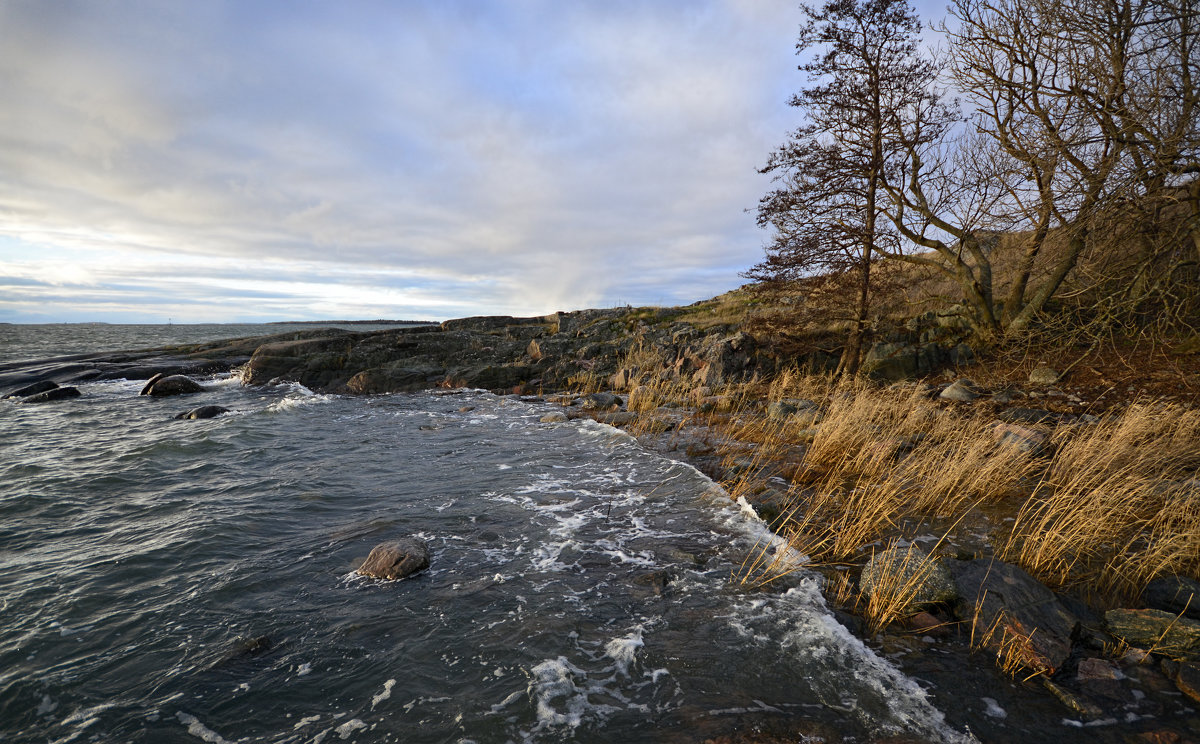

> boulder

[
  {"left": 951, "top": 559, "right": 1080, "bottom": 674},
  {"left": 540, "top": 411, "right": 569, "bottom": 424},
  {"left": 175, "top": 405, "right": 231, "bottom": 420},
  {"left": 143, "top": 375, "right": 205, "bottom": 397},
  {"left": 1029, "top": 367, "right": 1060, "bottom": 385},
  {"left": 992, "top": 422, "right": 1050, "bottom": 454},
  {"left": 357, "top": 538, "right": 431, "bottom": 581},
  {"left": 859, "top": 545, "right": 957, "bottom": 610},
  {"left": 581, "top": 392, "right": 621, "bottom": 411},
  {"left": 23, "top": 386, "right": 81, "bottom": 403},
  {"left": 939, "top": 378, "right": 981, "bottom": 402},
  {"left": 3, "top": 380, "right": 59, "bottom": 399},
  {"left": 1106, "top": 609, "right": 1200, "bottom": 660},
  {"left": 1142, "top": 576, "right": 1200, "bottom": 621}
]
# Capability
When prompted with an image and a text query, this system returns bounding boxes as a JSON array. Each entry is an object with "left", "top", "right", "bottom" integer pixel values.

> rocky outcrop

[
  {"left": 3, "top": 380, "right": 59, "bottom": 399},
  {"left": 23, "top": 386, "right": 81, "bottom": 403},
  {"left": 1106, "top": 609, "right": 1200, "bottom": 660},
  {"left": 357, "top": 538, "right": 431, "bottom": 580}
]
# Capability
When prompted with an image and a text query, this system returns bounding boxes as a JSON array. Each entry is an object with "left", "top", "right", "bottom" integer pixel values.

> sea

[{"left": 0, "top": 324, "right": 986, "bottom": 743}]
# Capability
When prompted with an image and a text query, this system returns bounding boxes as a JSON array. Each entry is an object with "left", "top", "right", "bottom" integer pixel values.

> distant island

[{"left": 267, "top": 320, "right": 438, "bottom": 326}]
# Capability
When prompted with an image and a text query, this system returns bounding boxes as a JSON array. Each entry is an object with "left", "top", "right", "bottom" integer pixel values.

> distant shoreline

[{"left": 267, "top": 320, "right": 438, "bottom": 326}]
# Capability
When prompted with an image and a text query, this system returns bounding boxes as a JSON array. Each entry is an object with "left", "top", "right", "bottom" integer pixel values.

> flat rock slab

[
  {"left": 357, "top": 538, "right": 431, "bottom": 581},
  {"left": 951, "top": 559, "right": 1080, "bottom": 674},
  {"left": 1106, "top": 608, "right": 1200, "bottom": 660}
]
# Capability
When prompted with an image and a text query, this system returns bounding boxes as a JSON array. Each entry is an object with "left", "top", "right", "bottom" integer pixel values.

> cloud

[{"left": 0, "top": 0, "right": 817, "bottom": 322}]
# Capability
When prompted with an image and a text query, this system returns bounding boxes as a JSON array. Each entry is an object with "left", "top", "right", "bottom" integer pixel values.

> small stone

[
  {"left": 581, "top": 392, "right": 621, "bottom": 411},
  {"left": 357, "top": 538, "right": 431, "bottom": 581},
  {"left": 939, "top": 378, "right": 981, "bottom": 402},
  {"left": 1029, "top": 366, "right": 1060, "bottom": 385},
  {"left": 540, "top": 412, "right": 569, "bottom": 423}
]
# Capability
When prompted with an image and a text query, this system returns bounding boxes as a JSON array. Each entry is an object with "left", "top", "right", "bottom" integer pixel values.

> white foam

[
  {"left": 175, "top": 712, "right": 235, "bottom": 744},
  {"left": 334, "top": 718, "right": 367, "bottom": 739},
  {"left": 293, "top": 715, "right": 322, "bottom": 729},
  {"left": 371, "top": 678, "right": 396, "bottom": 710},
  {"left": 603, "top": 628, "right": 644, "bottom": 676},
  {"left": 296, "top": 662, "right": 312, "bottom": 676},
  {"left": 982, "top": 697, "right": 1007, "bottom": 719}
]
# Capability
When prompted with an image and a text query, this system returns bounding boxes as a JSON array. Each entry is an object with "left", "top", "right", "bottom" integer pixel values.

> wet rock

[
  {"left": 357, "top": 538, "right": 431, "bottom": 581},
  {"left": 581, "top": 392, "right": 621, "bottom": 411},
  {"left": 859, "top": 545, "right": 957, "bottom": 611},
  {"left": 1029, "top": 366, "right": 1060, "bottom": 385},
  {"left": 1074, "top": 657, "right": 1127, "bottom": 702},
  {"left": 632, "top": 568, "right": 677, "bottom": 596},
  {"left": 540, "top": 411, "right": 569, "bottom": 423},
  {"left": 1106, "top": 609, "right": 1200, "bottom": 660},
  {"left": 595, "top": 411, "right": 636, "bottom": 426},
  {"left": 174, "top": 405, "right": 230, "bottom": 420},
  {"left": 22, "top": 386, "right": 81, "bottom": 403},
  {"left": 951, "top": 559, "right": 1080, "bottom": 674},
  {"left": 1041, "top": 678, "right": 1104, "bottom": 718},
  {"left": 3, "top": 380, "right": 59, "bottom": 398},
  {"left": 1175, "top": 662, "right": 1200, "bottom": 704},
  {"left": 142, "top": 374, "right": 205, "bottom": 397},
  {"left": 1142, "top": 576, "right": 1200, "bottom": 621},
  {"left": 992, "top": 422, "right": 1050, "bottom": 454},
  {"left": 939, "top": 378, "right": 981, "bottom": 402},
  {"left": 228, "top": 635, "right": 273, "bottom": 659}
]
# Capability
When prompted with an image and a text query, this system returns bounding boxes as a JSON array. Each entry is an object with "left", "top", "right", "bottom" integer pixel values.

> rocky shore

[{"left": 5, "top": 308, "right": 1200, "bottom": 741}]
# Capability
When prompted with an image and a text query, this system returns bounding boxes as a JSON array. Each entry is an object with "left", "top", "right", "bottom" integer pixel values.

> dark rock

[
  {"left": 581, "top": 392, "right": 621, "bottom": 411},
  {"left": 23, "top": 386, "right": 81, "bottom": 403},
  {"left": 228, "top": 635, "right": 273, "bottom": 659},
  {"left": 346, "top": 365, "right": 441, "bottom": 394},
  {"left": 1106, "top": 609, "right": 1200, "bottom": 660},
  {"left": 1175, "top": 661, "right": 1200, "bottom": 703},
  {"left": 1041, "top": 678, "right": 1104, "bottom": 718},
  {"left": 144, "top": 375, "right": 205, "bottom": 397},
  {"left": 860, "top": 545, "right": 957, "bottom": 610},
  {"left": 174, "top": 405, "right": 231, "bottom": 420},
  {"left": 357, "top": 538, "right": 431, "bottom": 580},
  {"left": 951, "top": 558, "right": 1080, "bottom": 674},
  {"left": 1143, "top": 576, "right": 1200, "bottom": 621},
  {"left": 139, "top": 372, "right": 166, "bottom": 395},
  {"left": 3, "top": 380, "right": 59, "bottom": 398}
]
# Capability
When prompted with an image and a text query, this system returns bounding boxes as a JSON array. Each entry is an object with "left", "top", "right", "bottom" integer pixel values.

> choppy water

[{"left": 0, "top": 326, "right": 976, "bottom": 743}]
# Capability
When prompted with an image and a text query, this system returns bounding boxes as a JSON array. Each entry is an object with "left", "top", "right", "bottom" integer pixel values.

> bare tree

[
  {"left": 751, "top": 0, "right": 947, "bottom": 374},
  {"left": 877, "top": 0, "right": 1200, "bottom": 341}
]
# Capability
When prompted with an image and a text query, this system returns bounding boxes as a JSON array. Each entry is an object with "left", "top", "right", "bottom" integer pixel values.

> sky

[{"left": 0, "top": 0, "right": 949, "bottom": 323}]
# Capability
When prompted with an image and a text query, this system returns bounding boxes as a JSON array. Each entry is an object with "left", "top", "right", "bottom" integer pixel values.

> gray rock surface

[
  {"left": 1106, "top": 608, "right": 1200, "bottom": 660},
  {"left": 939, "top": 378, "right": 981, "bottom": 402},
  {"left": 951, "top": 559, "right": 1081, "bottom": 674},
  {"left": 357, "top": 538, "right": 431, "bottom": 581}
]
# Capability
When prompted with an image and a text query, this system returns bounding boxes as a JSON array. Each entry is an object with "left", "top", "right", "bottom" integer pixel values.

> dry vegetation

[{"left": 580, "top": 345, "right": 1200, "bottom": 634}]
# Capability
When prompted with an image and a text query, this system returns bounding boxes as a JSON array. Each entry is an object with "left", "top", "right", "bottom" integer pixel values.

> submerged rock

[
  {"left": 174, "top": 405, "right": 231, "bottom": 420},
  {"left": 142, "top": 374, "right": 205, "bottom": 397},
  {"left": 3, "top": 380, "right": 60, "bottom": 399},
  {"left": 23, "top": 386, "right": 81, "bottom": 403},
  {"left": 357, "top": 538, "right": 431, "bottom": 581}
]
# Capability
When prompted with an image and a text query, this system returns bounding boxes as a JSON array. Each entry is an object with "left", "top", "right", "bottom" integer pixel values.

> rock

[
  {"left": 22, "top": 386, "right": 81, "bottom": 403},
  {"left": 1041, "top": 678, "right": 1104, "bottom": 718},
  {"left": 1106, "top": 609, "right": 1200, "bottom": 660},
  {"left": 1175, "top": 661, "right": 1200, "bottom": 703},
  {"left": 766, "top": 400, "right": 799, "bottom": 421},
  {"left": 540, "top": 412, "right": 569, "bottom": 423},
  {"left": 691, "top": 386, "right": 713, "bottom": 400},
  {"left": 1029, "top": 366, "right": 1060, "bottom": 385},
  {"left": 859, "top": 545, "right": 957, "bottom": 610},
  {"left": 1074, "top": 657, "right": 1128, "bottom": 702},
  {"left": 143, "top": 375, "right": 205, "bottom": 397},
  {"left": 997, "top": 407, "right": 1066, "bottom": 425},
  {"left": 939, "top": 378, "right": 981, "bottom": 402},
  {"left": 581, "top": 392, "right": 621, "bottom": 411},
  {"left": 174, "top": 405, "right": 231, "bottom": 420},
  {"left": 595, "top": 411, "right": 636, "bottom": 426},
  {"left": 357, "top": 538, "right": 431, "bottom": 580},
  {"left": 992, "top": 422, "right": 1050, "bottom": 454},
  {"left": 3, "top": 380, "right": 60, "bottom": 398},
  {"left": 951, "top": 559, "right": 1080, "bottom": 674},
  {"left": 1142, "top": 576, "right": 1200, "bottom": 621},
  {"left": 139, "top": 372, "right": 166, "bottom": 395}
]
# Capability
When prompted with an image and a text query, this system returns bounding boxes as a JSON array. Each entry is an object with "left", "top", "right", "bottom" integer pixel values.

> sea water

[{"left": 0, "top": 325, "right": 979, "bottom": 743}]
